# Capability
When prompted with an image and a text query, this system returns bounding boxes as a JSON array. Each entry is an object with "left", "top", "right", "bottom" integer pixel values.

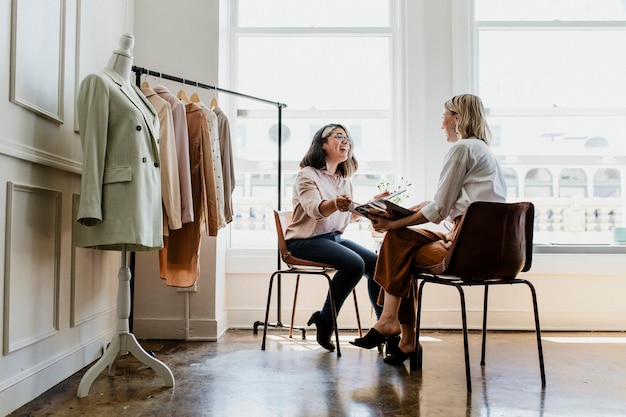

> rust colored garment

[
  {"left": 375, "top": 222, "right": 460, "bottom": 326},
  {"left": 186, "top": 103, "right": 219, "bottom": 237}
]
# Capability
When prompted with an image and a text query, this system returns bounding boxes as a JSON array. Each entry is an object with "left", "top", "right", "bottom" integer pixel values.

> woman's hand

[
  {"left": 372, "top": 190, "right": 390, "bottom": 200},
  {"left": 409, "top": 201, "right": 430, "bottom": 212},
  {"left": 335, "top": 194, "right": 352, "bottom": 212},
  {"left": 371, "top": 203, "right": 427, "bottom": 231},
  {"left": 370, "top": 215, "right": 395, "bottom": 233}
]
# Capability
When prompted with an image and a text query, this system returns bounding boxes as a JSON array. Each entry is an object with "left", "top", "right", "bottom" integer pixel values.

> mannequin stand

[{"left": 77, "top": 249, "right": 175, "bottom": 398}]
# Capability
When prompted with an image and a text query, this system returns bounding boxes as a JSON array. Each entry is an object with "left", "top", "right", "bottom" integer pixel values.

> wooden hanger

[
  {"left": 190, "top": 92, "right": 201, "bottom": 103},
  {"left": 177, "top": 89, "right": 191, "bottom": 104},
  {"left": 210, "top": 97, "right": 218, "bottom": 110},
  {"left": 141, "top": 81, "right": 150, "bottom": 89}
]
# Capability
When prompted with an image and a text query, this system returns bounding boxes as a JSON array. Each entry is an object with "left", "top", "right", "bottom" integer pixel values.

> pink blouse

[{"left": 285, "top": 166, "right": 353, "bottom": 240}]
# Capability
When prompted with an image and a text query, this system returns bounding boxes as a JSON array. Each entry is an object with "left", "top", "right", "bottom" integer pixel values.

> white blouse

[{"left": 421, "top": 137, "right": 508, "bottom": 224}]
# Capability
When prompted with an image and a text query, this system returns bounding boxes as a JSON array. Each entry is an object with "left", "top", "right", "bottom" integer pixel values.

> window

[
  {"left": 475, "top": 0, "right": 626, "bottom": 244},
  {"left": 594, "top": 168, "right": 621, "bottom": 198},
  {"left": 228, "top": 0, "right": 402, "bottom": 249},
  {"left": 559, "top": 169, "right": 587, "bottom": 198}
]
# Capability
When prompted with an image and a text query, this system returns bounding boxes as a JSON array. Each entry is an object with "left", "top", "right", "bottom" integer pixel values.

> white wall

[{"left": 0, "top": 0, "right": 133, "bottom": 414}]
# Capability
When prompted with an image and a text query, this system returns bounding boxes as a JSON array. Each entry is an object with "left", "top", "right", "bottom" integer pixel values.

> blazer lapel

[{"left": 103, "top": 69, "right": 159, "bottom": 143}]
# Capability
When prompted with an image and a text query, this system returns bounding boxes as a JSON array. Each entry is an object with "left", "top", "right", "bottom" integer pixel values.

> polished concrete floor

[{"left": 7, "top": 328, "right": 626, "bottom": 417}]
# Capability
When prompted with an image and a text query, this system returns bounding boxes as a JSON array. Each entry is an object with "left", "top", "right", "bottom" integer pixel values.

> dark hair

[{"left": 299, "top": 123, "right": 359, "bottom": 177}]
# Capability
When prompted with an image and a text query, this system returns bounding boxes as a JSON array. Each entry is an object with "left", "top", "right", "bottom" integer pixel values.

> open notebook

[{"left": 349, "top": 189, "right": 413, "bottom": 220}]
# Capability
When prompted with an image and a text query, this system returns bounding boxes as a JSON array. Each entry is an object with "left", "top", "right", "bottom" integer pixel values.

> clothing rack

[
  {"left": 133, "top": 66, "right": 287, "bottom": 109},
  {"left": 132, "top": 66, "right": 287, "bottom": 208},
  {"left": 131, "top": 66, "right": 297, "bottom": 337}
]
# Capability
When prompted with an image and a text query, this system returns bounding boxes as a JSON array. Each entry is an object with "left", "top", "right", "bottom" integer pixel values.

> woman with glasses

[
  {"left": 284, "top": 123, "right": 384, "bottom": 352},
  {"left": 350, "top": 94, "right": 507, "bottom": 366}
]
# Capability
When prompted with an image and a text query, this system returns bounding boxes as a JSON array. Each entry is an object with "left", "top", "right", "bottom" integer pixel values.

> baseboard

[
  {"left": 133, "top": 314, "right": 229, "bottom": 341},
  {"left": 0, "top": 331, "right": 113, "bottom": 416}
]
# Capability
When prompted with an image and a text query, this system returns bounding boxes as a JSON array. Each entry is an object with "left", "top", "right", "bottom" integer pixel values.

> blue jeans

[{"left": 286, "top": 231, "right": 382, "bottom": 324}]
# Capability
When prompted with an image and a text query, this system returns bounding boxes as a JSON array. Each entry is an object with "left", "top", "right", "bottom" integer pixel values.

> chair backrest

[
  {"left": 273, "top": 210, "right": 335, "bottom": 269},
  {"left": 443, "top": 201, "right": 534, "bottom": 282}
]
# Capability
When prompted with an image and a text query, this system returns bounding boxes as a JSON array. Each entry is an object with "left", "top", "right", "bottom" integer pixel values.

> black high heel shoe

[
  {"left": 385, "top": 335, "right": 401, "bottom": 357},
  {"left": 349, "top": 328, "right": 399, "bottom": 350},
  {"left": 384, "top": 343, "right": 423, "bottom": 367},
  {"left": 307, "top": 311, "right": 335, "bottom": 352}
]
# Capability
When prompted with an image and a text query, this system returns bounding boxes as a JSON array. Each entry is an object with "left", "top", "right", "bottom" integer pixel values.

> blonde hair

[{"left": 444, "top": 94, "right": 492, "bottom": 145}]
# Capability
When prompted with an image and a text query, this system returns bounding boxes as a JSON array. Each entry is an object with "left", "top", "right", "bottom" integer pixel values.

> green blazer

[{"left": 74, "top": 68, "right": 163, "bottom": 251}]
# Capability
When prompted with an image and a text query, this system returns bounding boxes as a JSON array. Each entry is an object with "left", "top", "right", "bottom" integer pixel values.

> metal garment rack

[{"left": 131, "top": 66, "right": 297, "bottom": 336}]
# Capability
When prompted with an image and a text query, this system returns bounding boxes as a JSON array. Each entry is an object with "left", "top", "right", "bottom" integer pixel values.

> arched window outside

[
  {"left": 559, "top": 168, "right": 587, "bottom": 198},
  {"left": 594, "top": 168, "right": 621, "bottom": 198},
  {"left": 525, "top": 168, "right": 552, "bottom": 198}
]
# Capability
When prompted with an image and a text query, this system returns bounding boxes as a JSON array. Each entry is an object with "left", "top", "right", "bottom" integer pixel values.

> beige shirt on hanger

[
  {"left": 141, "top": 86, "right": 183, "bottom": 233},
  {"left": 154, "top": 85, "right": 195, "bottom": 224}
]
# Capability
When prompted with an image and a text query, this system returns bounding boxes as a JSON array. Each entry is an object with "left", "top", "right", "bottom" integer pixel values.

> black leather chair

[{"left": 411, "top": 201, "right": 545, "bottom": 392}]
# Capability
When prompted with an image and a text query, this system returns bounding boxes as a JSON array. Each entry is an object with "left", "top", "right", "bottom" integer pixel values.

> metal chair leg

[
  {"left": 481, "top": 285, "right": 489, "bottom": 365},
  {"left": 412, "top": 279, "right": 427, "bottom": 371},
  {"left": 289, "top": 275, "right": 301, "bottom": 339},
  {"left": 261, "top": 272, "right": 278, "bottom": 350},
  {"left": 456, "top": 284, "right": 472, "bottom": 392},
  {"left": 523, "top": 279, "right": 546, "bottom": 387},
  {"left": 324, "top": 273, "right": 342, "bottom": 357},
  {"left": 353, "top": 289, "right": 363, "bottom": 337}
]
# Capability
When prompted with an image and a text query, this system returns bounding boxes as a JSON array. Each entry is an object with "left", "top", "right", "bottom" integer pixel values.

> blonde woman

[{"left": 350, "top": 94, "right": 508, "bottom": 366}]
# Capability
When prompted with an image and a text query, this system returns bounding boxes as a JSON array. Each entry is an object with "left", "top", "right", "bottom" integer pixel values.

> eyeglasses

[{"left": 329, "top": 133, "right": 350, "bottom": 142}]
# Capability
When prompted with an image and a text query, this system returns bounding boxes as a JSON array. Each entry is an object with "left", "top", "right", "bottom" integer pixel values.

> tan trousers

[{"left": 374, "top": 226, "right": 454, "bottom": 326}]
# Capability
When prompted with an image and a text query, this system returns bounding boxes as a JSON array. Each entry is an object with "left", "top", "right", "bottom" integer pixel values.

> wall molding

[
  {"left": 0, "top": 329, "right": 113, "bottom": 414},
  {"left": 3, "top": 182, "right": 62, "bottom": 354},
  {"left": 0, "top": 136, "right": 81, "bottom": 174}
]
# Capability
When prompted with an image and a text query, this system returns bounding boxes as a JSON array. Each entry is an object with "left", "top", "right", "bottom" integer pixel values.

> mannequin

[
  {"left": 75, "top": 33, "right": 162, "bottom": 251},
  {"left": 106, "top": 32, "right": 134, "bottom": 84},
  {"left": 76, "top": 33, "right": 174, "bottom": 397}
]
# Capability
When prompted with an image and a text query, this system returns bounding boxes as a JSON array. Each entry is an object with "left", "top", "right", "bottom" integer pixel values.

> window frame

[
  {"left": 459, "top": 0, "right": 626, "bottom": 253},
  {"left": 225, "top": 0, "right": 407, "bottom": 254}
]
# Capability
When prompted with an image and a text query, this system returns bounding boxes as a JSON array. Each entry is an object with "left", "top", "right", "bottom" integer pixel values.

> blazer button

[
  {"left": 154, "top": 162, "right": 160, "bottom": 168},
  {"left": 136, "top": 125, "right": 142, "bottom": 131},
  {"left": 142, "top": 157, "right": 147, "bottom": 163}
]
